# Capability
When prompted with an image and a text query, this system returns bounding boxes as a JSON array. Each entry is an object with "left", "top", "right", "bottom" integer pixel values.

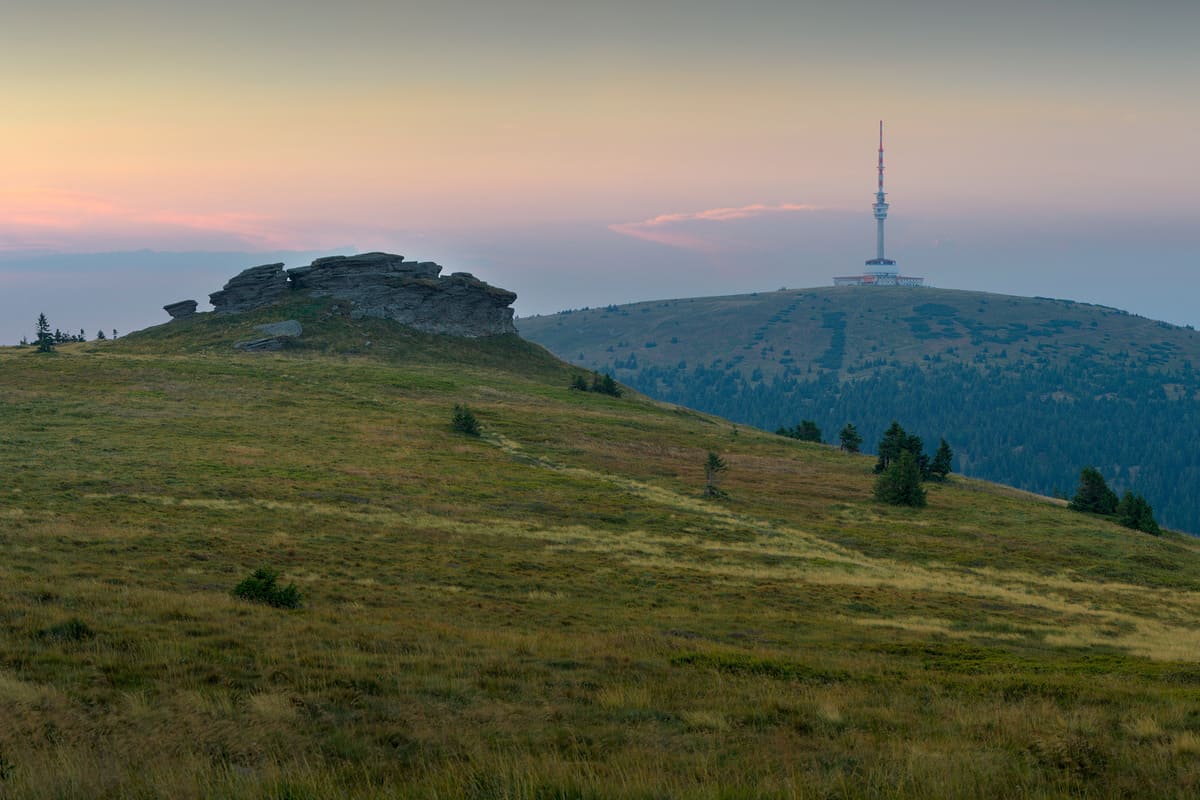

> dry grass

[{"left": 2, "top": 318, "right": 1200, "bottom": 797}]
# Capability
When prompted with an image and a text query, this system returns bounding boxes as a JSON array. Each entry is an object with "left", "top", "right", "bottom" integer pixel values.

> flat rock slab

[
  {"left": 163, "top": 300, "right": 199, "bottom": 320},
  {"left": 234, "top": 336, "right": 288, "bottom": 352},
  {"left": 254, "top": 320, "right": 302, "bottom": 337}
]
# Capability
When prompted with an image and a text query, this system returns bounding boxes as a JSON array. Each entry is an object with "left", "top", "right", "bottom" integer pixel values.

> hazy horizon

[{"left": 2, "top": 0, "right": 1197, "bottom": 341}]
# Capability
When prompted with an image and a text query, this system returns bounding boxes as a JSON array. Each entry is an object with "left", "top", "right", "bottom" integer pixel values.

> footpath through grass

[{"left": 1, "top": 315, "right": 1199, "bottom": 798}]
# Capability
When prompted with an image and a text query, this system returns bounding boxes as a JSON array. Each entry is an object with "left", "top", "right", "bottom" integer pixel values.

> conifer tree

[
  {"left": 35, "top": 313, "right": 54, "bottom": 353},
  {"left": 704, "top": 451, "right": 728, "bottom": 498},
  {"left": 874, "top": 421, "right": 908, "bottom": 473},
  {"left": 1116, "top": 491, "right": 1160, "bottom": 535},
  {"left": 451, "top": 404, "right": 481, "bottom": 436},
  {"left": 874, "top": 450, "right": 926, "bottom": 507},
  {"left": 930, "top": 438, "right": 953, "bottom": 480},
  {"left": 796, "top": 420, "right": 821, "bottom": 442},
  {"left": 839, "top": 423, "right": 862, "bottom": 453},
  {"left": 591, "top": 373, "right": 623, "bottom": 397},
  {"left": 1068, "top": 466, "right": 1118, "bottom": 515}
]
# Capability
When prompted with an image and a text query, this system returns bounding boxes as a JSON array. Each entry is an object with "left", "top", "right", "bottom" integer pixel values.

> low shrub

[
  {"left": 233, "top": 568, "right": 301, "bottom": 609},
  {"left": 451, "top": 404, "right": 481, "bottom": 436},
  {"left": 38, "top": 618, "right": 95, "bottom": 642}
]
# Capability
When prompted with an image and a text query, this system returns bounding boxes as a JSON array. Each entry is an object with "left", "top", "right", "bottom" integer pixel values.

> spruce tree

[
  {"left": 930, "top": 438, "right": 953, "bottom": 480},
  {"left": 1116, "top": 491, "right": 1160, "bottom": 535},
  {"left": 591, "top": 373, "right": 623, "bottom": 397},
  {"left": 704, "top": 451, "right": 728, "bottom": 498},
  {"left": 839, "top": 423, "right": 862, "bottom": 453},
  {"left": 874, "top": 421, "right": 908, "bottom": 473},
  {"left": 874, "top": 450, "right": 927, "bottom": 507},
  {"left": 35, "top": 313, "right": 54, "bottom": 353},
  {"left": 1068, "top": 466, "right": 1118, "bottom": 515},
  {"left": 796, "top": 420, "right": 821, "bottom": 442}
]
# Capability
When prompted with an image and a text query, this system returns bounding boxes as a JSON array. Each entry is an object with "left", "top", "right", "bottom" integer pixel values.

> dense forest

[{"left": 622, "top": 358, "right": 1200, "bottom": 534}]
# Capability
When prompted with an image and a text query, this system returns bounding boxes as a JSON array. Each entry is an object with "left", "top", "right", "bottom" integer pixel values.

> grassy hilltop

[
  {"left": 2, "top": 297, "right": 1200, "bottom": 798},
  {"left": 517, "top": 286, "right": 1200, "bottom": 380},
  {"left": 518, "top": 287, "right": 1200, "bottom": 534}
]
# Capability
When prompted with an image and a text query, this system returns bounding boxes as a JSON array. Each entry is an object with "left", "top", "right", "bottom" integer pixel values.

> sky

[{"left": 1, "top": 0, "right": 1198, "bottom": 342}]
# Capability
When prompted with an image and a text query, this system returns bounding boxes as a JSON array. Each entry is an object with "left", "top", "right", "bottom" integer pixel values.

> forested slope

[{"left": 519, "top": 287, "right": 1200, "bottom": 533}]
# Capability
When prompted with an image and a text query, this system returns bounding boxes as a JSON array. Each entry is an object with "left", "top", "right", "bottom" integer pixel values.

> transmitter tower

[
  {"left": 866, "top": 120, "right": 894, "bottom": 271},
  {"left": 833, "top": 121, "right": 923, "bottom": 287}
]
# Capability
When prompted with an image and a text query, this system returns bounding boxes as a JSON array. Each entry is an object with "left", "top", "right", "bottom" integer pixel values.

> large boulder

[
  {"left": 254, "top": 320, "right": 303, "bottom": 337},
  {"left": 163, "top": 300, "right": 198, "bottom": 320},
  {"left": 209, "top": 263, "right": 288, "bottom": 313}
]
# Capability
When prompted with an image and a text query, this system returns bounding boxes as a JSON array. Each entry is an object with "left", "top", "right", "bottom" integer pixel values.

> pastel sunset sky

[{"left": 1, "top": 0, "right": 1197, "bottom": 340}]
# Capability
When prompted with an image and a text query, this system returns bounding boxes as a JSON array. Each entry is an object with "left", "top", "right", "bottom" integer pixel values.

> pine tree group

[
  {"left": 1068, "top": 466, "right": 1160, "bottom": 534},
  {"left": 776, "top": 420, "right": 821, "bottom": 442},
  {"left": 871, "top": 422, "right": 953, "bottom": 508}
]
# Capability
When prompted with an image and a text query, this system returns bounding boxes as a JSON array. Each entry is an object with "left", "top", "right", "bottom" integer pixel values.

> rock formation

[
  {"left": 209, "top": 263, "right": 289, "bottom": 313},
  {"left": 163, "top": 300, "right": 198, "bottom": 320},
  {"left": 288, "top": 253, "right": 516, "bottom": 337},
  {"left": 199, "top": 252, "right": 516, "bottom": 338}
]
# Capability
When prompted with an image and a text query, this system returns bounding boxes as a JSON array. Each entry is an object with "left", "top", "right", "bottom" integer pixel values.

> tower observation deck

[{"left": 833, "top": 121, "right": 923, "bottom": 287}]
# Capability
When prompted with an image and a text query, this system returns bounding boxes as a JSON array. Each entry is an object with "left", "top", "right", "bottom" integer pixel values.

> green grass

[{"left": 1, "top": 309, "right": 1199, "bottom": 797}]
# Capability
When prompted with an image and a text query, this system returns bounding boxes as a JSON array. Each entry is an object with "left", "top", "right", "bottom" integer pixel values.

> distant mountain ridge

[{"left": 518, "top": 287, "right": 1200, "bottom": 534}]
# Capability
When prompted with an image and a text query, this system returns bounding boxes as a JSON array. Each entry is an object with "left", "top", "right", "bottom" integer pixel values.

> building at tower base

[{"left": 834, "top": 272, "right": 924, "bottom": 287}]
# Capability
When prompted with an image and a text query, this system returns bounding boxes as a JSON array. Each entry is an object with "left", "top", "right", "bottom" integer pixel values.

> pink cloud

[
  {"left": 609, "top": 203, "right": 821, "bottom": 251},
  {"left": 0, "top": 188, "right": 367, "bottom": 253}
]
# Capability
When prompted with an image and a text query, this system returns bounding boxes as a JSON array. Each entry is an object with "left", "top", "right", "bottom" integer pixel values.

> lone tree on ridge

[{"left": 35, "top": 313, "right": 54, "bottom": 353}]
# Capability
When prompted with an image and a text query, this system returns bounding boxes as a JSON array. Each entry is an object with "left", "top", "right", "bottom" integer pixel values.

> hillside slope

[
  {"left": 518, "top": 287, "right": 1200, "bottom": 533},
  {"left": 2, "top": 302, "right": 1200, "bottom": 798}
]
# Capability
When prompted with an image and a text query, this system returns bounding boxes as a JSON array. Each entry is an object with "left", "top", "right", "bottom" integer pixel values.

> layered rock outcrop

[
  {"left": 288, "top": 253, "right": 516, "bottom": 337},
  {"left": 209, "top": 263, "right": 289, "bottom": 313},
  {"left": 201, "top": 252, "right": 516, "bottom": 338}
]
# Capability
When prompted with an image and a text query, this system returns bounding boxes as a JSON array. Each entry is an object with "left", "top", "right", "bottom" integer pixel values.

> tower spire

[
  {"left": 867, "top": 119, "right": 894, "bottom": 271},
  {"left": 878, "top": 119, "right": 884, "bottom": 196}
]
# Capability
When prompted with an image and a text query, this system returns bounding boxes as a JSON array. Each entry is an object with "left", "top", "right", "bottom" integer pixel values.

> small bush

[
  {"left": 569, "top": 374, "right": 589, "bottom": 391},
  {"left": 233, "top": 568, "right": 301, "bottom": 609},
  {"left": 39, "top": 618, "right": 95, "bottom": 642},
  {"left": 451, "top": 404, "right": 481, "bottom": 436}
]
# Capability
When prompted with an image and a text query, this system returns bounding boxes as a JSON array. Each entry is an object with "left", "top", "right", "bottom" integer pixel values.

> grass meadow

[{"left": 1, "top": 301, "right": 1199, "bottom": 798}]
